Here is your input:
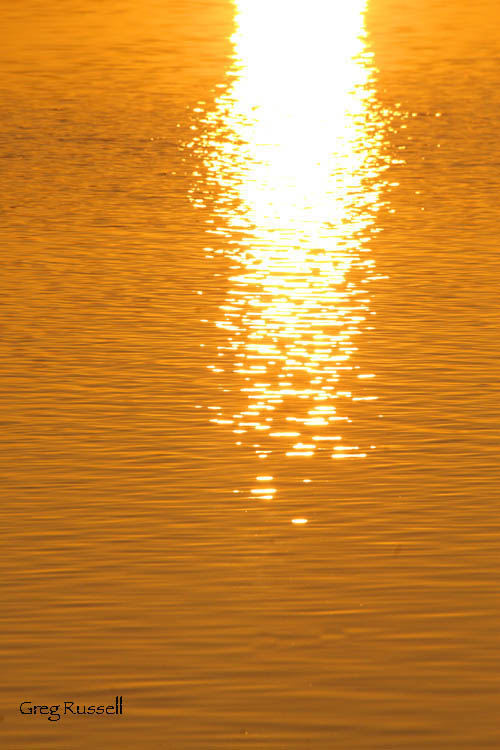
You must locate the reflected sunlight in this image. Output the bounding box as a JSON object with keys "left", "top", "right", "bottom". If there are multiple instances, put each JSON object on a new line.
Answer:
{"left": 188, "top": 0, "right": 390, "bottom": 495}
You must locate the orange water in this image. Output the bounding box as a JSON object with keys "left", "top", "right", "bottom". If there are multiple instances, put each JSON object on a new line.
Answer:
{"left": 1, "top": 1, "right": 500, "bottom": 747}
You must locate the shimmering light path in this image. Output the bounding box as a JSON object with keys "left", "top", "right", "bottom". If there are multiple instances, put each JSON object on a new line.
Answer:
{"left": 189, "top": 0, "right": 391, "bottom": 495}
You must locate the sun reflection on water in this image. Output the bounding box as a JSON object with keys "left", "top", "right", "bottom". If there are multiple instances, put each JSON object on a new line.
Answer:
{"left": 188, "top": 0, "right": 391, "bottom": 495}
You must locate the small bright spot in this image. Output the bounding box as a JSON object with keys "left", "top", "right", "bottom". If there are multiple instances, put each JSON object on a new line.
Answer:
{"left": 292, "top": 518, "right": 308, "bottom": 525}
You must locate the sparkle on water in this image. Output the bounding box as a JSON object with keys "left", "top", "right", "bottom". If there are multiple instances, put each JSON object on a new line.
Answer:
{"left": 188, "top": 0, "right": 390, "bottom": 498}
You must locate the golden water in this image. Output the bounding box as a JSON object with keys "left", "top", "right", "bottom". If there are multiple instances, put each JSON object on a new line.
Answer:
{"left": 1, "top": 0, "right": 500, "bottom": 747}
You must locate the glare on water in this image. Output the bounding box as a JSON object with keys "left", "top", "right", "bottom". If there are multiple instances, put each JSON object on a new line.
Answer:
{"left": 188, "top": 0, "right": 391, "bottom": 496}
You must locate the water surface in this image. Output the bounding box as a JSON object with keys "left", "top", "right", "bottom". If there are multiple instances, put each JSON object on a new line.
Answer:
{"left": 1, "top": 1, "right": 500, "bottom": 747}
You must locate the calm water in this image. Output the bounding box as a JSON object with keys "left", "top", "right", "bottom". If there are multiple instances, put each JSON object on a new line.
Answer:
{"left": 1, "top": 0, "right": 500, "bottom": 747}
